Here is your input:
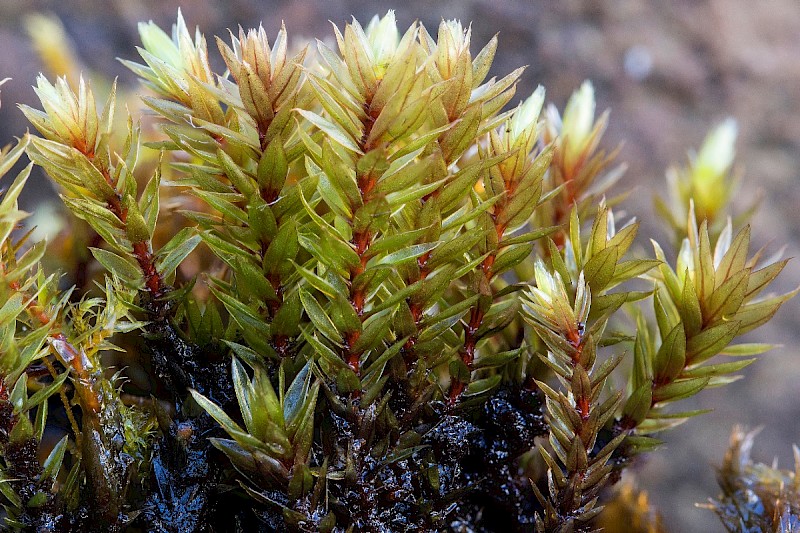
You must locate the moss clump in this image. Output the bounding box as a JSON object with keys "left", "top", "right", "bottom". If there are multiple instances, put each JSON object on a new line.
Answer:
{"left": 0, "top": 10, "right": 793, "bottom": 532}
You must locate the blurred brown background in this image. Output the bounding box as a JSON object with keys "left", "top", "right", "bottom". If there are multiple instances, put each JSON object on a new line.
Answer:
{"left": 1, "top": 1, "right": 798, "bottom": 531}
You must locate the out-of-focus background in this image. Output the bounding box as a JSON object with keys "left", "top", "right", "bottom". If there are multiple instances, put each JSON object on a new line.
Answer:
{"left": 0, "top": 1, "right": 798, "bottom": 531}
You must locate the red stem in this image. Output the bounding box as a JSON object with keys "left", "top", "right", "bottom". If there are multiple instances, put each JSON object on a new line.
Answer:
{"left": 448, "top": 207, "right": 508, "bottom": 405}
{"left": 341, "top": 92, "right": 379, "bottom": 397}
{"left": 79, "top": 145, "right": 167, "bottom": 298}
{"left": 132, "top": 241, "right": 164, "bottom": 296}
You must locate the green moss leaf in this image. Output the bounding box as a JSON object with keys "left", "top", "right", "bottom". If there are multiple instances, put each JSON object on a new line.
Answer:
{"left": 654, "top": 323, "right": 686, "bottom": 384}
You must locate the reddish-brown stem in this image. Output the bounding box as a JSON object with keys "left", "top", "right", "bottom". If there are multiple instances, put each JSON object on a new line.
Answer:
{"left": 448, "top": 380, "right": 466, "bottom": 402}
{"left": 402, "top": 251, "right": 433, "bottom": 358}
{"left": 349, "top": 228, "right": 371, "bottom": 321}
{"left": 577, "top": 395, "right": 590, "bottom": 421}
{"left": 132, "top": 241, "right": 164, "bottom": 296}
{"left": 265, "top": 274, "right": 290, "bottom": 356}
{"left": 340, "top": 92, "right": 379, "bottom": 398}
{"left": 346, "top": 331, "right": 362, "bottom": 375}
{"left": 345, "top": 330, "right": 362, "bottom": 400}
{"left": 358, "top": 96, "right": 378, "bottom": 153}
{"left": 273, "top": 335, "right": 290, "bottom": 357}
{"left": 462, "top": 307, "right": 484, "bottom": 368}
{"left": 567, "top": 329, "right": 584, "bottom": 365}
{"left": 77, "top": 146, "right": 167, "bottom": 299}
{"left": 111, "top": 201, "right": 167, "bottom": 299}
{"left": 448, "top": 305, "right": 485, "bottom": 406}
{"left": 262, "top": 187, "right": 280, "bottom": 204}
{"left": 448, "top": 196, "right": 511, "bottom": 405}
{"left": 358, "top": 168, "right": 378, "bottom": 199}
{"left": 352, "top": 290, "right": 366, "bottom": 316}
{"left": 353, "top": 231, "right": 371, "bottom": 269}
{"left": 107, "top": 193, "right": 128, "bottom": 223}
{"left": 417, "top": 251, "right": 432, "bottom": 280}
{"left": 254, "top": 200, "right": 292, "bottom": 358}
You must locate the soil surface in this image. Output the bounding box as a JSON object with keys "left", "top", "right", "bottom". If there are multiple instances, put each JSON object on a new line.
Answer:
{"left": 1, "top": 1, "right": 799, "bottom": 531}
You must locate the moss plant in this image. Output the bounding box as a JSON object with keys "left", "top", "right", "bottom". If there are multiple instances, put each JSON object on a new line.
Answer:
{"left": 0, "top": 10, "right": 795, "bottom": 532}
